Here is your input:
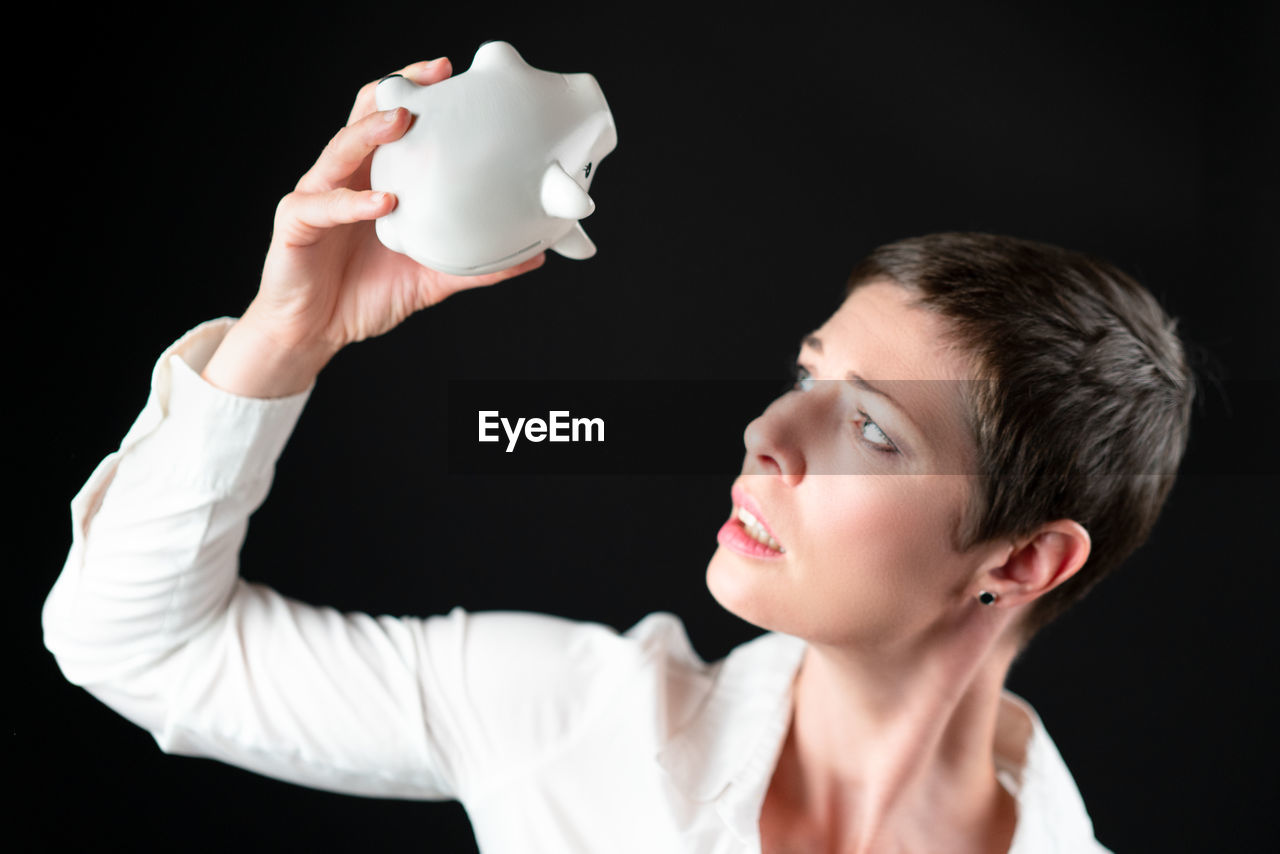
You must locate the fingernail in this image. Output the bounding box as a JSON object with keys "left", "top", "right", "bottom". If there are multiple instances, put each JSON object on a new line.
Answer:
{"left": 371, "top": 192, "right": 389, "bottom": 205}
{"left": 384, "top": 107, "right": 401, "bottom": 122}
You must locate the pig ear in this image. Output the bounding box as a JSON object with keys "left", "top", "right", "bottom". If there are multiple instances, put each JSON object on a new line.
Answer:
{"left": 472, "top": 40, "right": 525, "bottom": 70}
{"left": 540, "top": 162, "right": 595, "bottom": 220}
{"left": 375, "top": 74, "right": 417, "bottom": 110}
{"left": 551, "top": 223, "right": 597, "bottom": 259}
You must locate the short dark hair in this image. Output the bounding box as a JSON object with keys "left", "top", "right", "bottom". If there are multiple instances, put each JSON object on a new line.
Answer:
{"left": 846, "top": 232, "right": 1194, "bottom": 640}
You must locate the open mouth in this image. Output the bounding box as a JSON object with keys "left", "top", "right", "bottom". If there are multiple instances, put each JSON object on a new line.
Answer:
{"left": 717, "top": 487, "right": 787, "bottom": 559}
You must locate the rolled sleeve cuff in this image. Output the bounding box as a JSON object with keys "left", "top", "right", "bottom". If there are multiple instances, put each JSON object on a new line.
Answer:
{"left": 116, "top": 317, "right": 314, "bottom": 494}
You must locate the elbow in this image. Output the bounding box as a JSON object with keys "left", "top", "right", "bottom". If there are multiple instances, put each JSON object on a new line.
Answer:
{"left": 42, "top": 570, "right": 92, "bottom": 687}
{"left": 42, "top": 569, "right": 199, "bottom": 738}
{"left": 41, "top": 560, "right": 208, "bottom": 690}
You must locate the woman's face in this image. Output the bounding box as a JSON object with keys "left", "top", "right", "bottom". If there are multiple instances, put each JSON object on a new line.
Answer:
{"left": 706, "top": 280, "right": 992, "bottom": 649}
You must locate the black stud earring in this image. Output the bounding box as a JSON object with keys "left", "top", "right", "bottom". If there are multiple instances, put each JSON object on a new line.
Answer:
{"left": 978, "top": 591, "right": 997, "bottom": 605}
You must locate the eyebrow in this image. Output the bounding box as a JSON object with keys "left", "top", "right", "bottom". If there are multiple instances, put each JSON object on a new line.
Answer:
{"left": 799, "top": 334, "right": 922, "bottom": 437}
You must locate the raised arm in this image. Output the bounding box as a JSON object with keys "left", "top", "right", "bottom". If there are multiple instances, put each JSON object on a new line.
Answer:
{"left": 39, "top": 59, "right": 591, "bottom": 802}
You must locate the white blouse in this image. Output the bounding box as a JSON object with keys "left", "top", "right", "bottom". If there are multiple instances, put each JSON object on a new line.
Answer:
{"left": 43, "top": 319, "right": 1113, "bottom": 853}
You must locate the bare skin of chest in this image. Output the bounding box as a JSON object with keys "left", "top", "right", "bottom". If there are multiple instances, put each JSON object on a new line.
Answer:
{"left": 758, "top": 778, "right": 1018, "bottom": 854}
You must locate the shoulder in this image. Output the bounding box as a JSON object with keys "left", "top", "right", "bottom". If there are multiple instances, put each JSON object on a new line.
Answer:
{"left": 411, "top": 608, "right": 716, "bottom": 794}
{"left": 416, "top": 610, "right": 807, "bottom": 800}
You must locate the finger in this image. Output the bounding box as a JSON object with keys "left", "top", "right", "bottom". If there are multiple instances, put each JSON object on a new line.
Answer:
{"left": 273, "top": 188, "right": 396, "bottom": 248}
{"left": 295, "top": 107, "right": 409, "bottom": 193}
{"left": 445, "top": 252, "right": 549, "bottom": 290}
{"left": 346, "top": 57, "right": 453, "bottom": 126}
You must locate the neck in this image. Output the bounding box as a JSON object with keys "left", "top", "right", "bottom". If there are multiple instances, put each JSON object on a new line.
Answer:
{"left": 766, "top": 619, "right": 1020, "bottom": 853}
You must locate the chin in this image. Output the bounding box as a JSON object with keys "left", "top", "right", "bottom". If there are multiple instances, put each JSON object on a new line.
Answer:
{"left": 705, "top": 546, "right": 792, "bottom": 634}
{"left": 706, "top": 547, "right": 883, "bottom": 646}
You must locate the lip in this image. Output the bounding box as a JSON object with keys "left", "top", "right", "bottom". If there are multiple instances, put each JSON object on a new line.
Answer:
{"left": 717, "top": 483, "right": 786, "bottom": 560}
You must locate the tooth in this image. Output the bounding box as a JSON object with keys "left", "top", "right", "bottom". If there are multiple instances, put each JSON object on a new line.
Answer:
{"left": 736, "top": 504, "right": 784, "bottom": 552}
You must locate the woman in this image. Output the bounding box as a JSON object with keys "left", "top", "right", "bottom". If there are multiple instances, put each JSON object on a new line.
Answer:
{"left": 44, "top": 58, "right": 1192, "bottom": 853}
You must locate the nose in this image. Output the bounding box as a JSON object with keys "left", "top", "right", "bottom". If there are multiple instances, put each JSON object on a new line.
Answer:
{"left": 742, "top": 394, "right": 808, "bottom": 486}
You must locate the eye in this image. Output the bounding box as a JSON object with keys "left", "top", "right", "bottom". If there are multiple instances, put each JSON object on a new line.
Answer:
{"left": 856, "top": 412, "right": 899, "bottom": 454}
{"left": 792, "top": 364, "right": 815, "bottom": 392}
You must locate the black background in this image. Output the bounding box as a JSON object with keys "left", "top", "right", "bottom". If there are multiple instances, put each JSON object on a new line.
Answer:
{"left": 17, "top": 1, "right": 1278, "bottom": 851}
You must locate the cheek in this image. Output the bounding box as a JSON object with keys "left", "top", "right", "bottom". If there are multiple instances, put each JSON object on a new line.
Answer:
{"left": 796, "top": 476, "right": 969, "bottom": 635}
{"left": 813, "top": 479, "right": 916, "bottom": 564}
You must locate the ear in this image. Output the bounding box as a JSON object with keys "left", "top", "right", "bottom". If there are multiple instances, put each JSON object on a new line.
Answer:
{"left": 375, "top": 74, "right": 419, "bottom": 111}
{"left": 977, "top": 520, "right": 1091, "bottom": 607}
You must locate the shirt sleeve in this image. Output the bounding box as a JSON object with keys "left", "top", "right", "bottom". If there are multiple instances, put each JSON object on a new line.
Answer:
{"left": 42, "top": 319, "right": 645, "bottom": 802}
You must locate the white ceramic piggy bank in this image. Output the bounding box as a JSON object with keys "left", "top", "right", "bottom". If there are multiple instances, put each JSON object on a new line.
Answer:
{"left": 370, "top": 41, "right": 617, "bottom": 276}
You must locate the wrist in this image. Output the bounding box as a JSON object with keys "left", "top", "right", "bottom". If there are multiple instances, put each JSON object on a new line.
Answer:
{"left": 200, "top": 314, "right": 337, "bottom": 399}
